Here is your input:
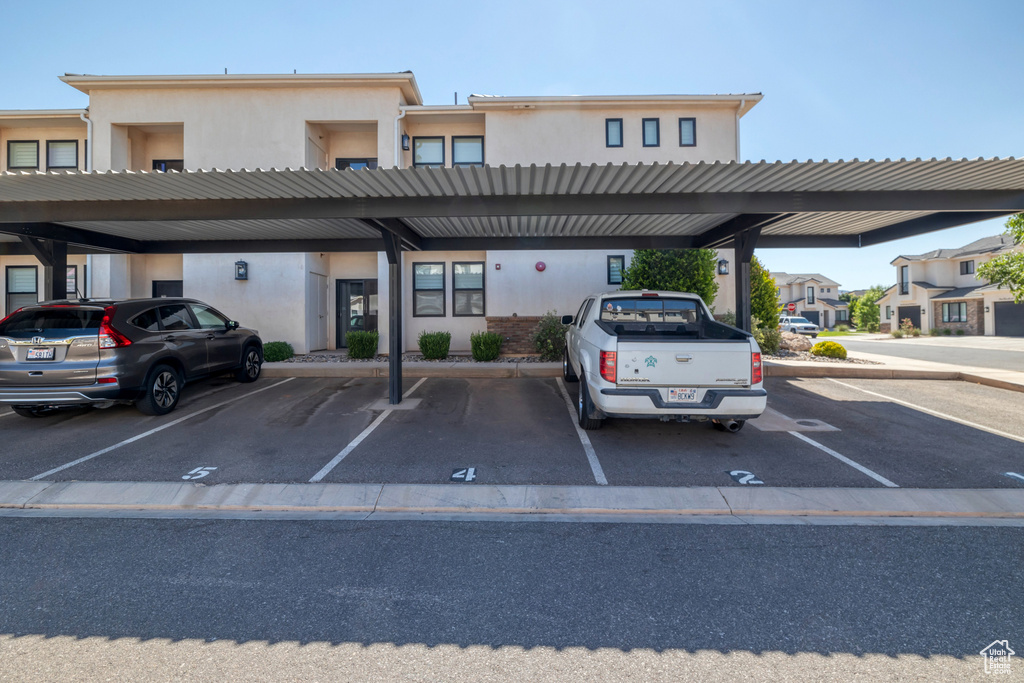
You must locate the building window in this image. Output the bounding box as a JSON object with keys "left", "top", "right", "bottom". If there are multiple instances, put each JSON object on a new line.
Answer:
{"left": 152, "top": 160, "right": 184, "bottom": 172}
{"left": 679, "top": 118, "right": 696, "bottom": 147}
{"left": 6, "top": 266, "right": 37, "bottom": 312}
{"left": 837, "top": 309, "right": 848, "bottom": 321}
{"left": 942, "top": 302, "right": 968, "bottom": 322}
{"left": 452, "top": 136, "right": 484, "bottom": 168}
{"left": 899, "top": 265, "right": 909, "bottom": 295}
{"left": 66, "top": 265, "right": 87, "bottom": 297}
{"left": 642, "top": 118, "right": 660, "bottom": 147}
{"left": 413, "top": 137, "right": 444, "bottom": 168}
{"left": 7, "top": 141, "right": 38, "bottom": 170}
{"left": 605, "top": 119, "right": 623, "bottom": 148}
{"left": 886, "top": 306, "right": 892, "bottom": 320}
{"left": 413, "top": 263, "right": 445, "bottom": 316}
{"left": 46, "top": 140, "right": 78, "bottom": 170}
{"left": 607, "top": 255, "right": 625, "bottom": 285}
{"left": 336, "top": 158, "right": 378, "bottom": 170}
{"left": 960, "top": 260, "right": 975, "bottom": 275}
{"left": 807, "top": 286, "right": 815, "bottom": 304}
{"left": 453, "top": 262, "right": 484, "bottom": 316}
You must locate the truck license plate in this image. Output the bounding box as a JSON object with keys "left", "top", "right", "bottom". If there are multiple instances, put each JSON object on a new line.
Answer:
{"left": 27, "top": 347, "right": 55, "bottom": 360}
{"left": 668, "top": 388, "right": 698, "bottom": 402}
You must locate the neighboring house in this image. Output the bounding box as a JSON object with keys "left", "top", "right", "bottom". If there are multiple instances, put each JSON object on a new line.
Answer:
{"left": 1, "top": 72, "right": 759, "bottom": 353}
{"left": 771, "top": 272, "right": 849, "bottom": 329}
{"left": 874, "top": 234, "right": 1023, "bottom": 336}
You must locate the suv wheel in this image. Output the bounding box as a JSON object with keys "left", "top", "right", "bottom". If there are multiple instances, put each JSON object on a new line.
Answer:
{"left": 235, "top": 346, "right": 262, "bottom": 383}
{"left": 136, "top": 364, "right": 182, "bottom": 416}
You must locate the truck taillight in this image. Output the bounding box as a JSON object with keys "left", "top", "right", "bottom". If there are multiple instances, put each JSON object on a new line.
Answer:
{"left": 600, "top": 351, "right": 617, "bottom": 383}
{"left": 752, "top": 352, "right": 762, "bottom": 385}
{"left": 98, "top": 306, "right": 132, "bottom": 349}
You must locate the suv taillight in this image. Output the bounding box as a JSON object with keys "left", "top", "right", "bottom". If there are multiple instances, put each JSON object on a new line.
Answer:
{"left": 99, "top": 306, "right": 132, "bottom": 348}
{"left": 752, "top": 352, "right": 762, "bottom": 385}
{"left": 600, "top": 351, "right": 617, "bottom": 383}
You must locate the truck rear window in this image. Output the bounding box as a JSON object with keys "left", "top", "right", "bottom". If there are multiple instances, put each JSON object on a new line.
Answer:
{"left": 600, "top": 298, "right": 699, "bottom": 324}
{"left": 0, "top": 308, "right": 104, "bottom": 339}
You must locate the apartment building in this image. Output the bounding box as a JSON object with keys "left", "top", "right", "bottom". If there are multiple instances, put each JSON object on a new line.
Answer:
{"left": 875, "top": 234, "right": 1023, "bottom": 335}
{"left": 771, "top": 272, "right": 849, "bottom": 329}
{"left": 1, "top": 72, "right": 758, "bottom": 352}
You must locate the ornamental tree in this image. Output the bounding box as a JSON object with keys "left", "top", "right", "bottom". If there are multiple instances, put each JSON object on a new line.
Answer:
{"left": 977, "top": 214, "right": 1024, "bottom": 302}
{"left": 619, "top": 249, "right": 719, "bottom": 304}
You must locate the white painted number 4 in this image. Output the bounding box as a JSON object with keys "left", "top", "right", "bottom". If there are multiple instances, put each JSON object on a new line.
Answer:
{"left": 183, "top": 467, "right": 217, "bottom": 480}
{"left": 451, "top": 468, "right": 476, "bottom": 482}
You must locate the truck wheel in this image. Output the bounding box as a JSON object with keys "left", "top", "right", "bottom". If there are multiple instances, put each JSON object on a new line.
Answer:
{"left": 562, "top": 349, "right": 578, "bottom": 382}
{"left": 577, "top": 377, "right": 602, "bottom": 430}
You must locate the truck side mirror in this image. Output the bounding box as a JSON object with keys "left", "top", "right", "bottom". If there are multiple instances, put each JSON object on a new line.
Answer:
{"left": 561, "top": 315, "right": 574, "bottom": 325}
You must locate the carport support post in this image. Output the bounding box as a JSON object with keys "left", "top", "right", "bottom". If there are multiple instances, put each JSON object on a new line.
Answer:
{"left": 733, "top": 227, "right": 761, "bottom": 333}
{"left": 382, "top": 231, "right": 403, "bottom": 405}
{"left": 18, "top": 236, "right": 68, "bottom": 301}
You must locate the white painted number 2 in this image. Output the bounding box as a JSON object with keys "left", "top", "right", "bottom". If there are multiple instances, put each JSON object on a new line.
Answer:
{"left": 451, "top": 468, "right": 476, "bottom": 482}
{"left": 729, "top": 470, "right": 764, "bottom": 485}
{"left": 183, "top": 466, "right": 217, "bottom": 480}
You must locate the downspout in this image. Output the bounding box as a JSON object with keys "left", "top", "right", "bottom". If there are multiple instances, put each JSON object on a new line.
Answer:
{"left": 735, "top": 99, "right": 745, "bottom": 162}
{"left": 79, "top": 111, "right": 93, "bottom": 172}
{"left": 394, "top": 106, "right": 409, "bottom": 168}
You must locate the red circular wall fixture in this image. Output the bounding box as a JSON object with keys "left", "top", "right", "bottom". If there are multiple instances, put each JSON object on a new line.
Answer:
{"left": 535, "top": 261, "right": 546, "bottom": 272}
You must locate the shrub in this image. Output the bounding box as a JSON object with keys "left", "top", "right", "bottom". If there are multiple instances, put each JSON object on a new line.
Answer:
{"left": 943, "top": 328, "right": 952, "bottom": 335}
{"left": 867, "top": 322, "right": 880, "bottom": 333}
{"left": 262, "top": 341, "right": 294, "bottom": 362}
{"left": 811, "top": 340, "right": 847, "bottom": 359}
{"left": 346, "top": 330, "right": 379, "bottom": 359}
{"left": 753, "top": 326, "right": 782, "bottom": 355}
{"left": 533, "top": 310, "right": 569, "bottom": 361}
{"left": 470, "top": 331, "right": 503, "bottom": 361}
{"left": 717, "top": 311, "right": 737, "bottom": 327}
{"left": 418, "top": 331, "right": 451, "bottom": 360}
{"left": 899, "top": 318, "right": 916, "bottom": 336}
{"left": 911, "top": 327, "right": 921, "bottom": 337}
{"left": 929, "top": 327, "right": 941, "bottom": 336}
{"left": 836, "top": 324, "right": 850, "bottom": 332}
{"left": 956, "top": 329, "right": 965, "bottom": 336}
{"left": 891, "top": 329, "right": 904, "bottom": 339}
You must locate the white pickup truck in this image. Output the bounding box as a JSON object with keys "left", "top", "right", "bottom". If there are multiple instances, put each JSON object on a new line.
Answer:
{"left": 561, "top": 290, "right": 766, "bottom": 431}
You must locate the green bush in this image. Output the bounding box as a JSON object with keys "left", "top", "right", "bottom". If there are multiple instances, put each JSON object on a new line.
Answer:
{"left": 867, "top": 322, "right": 880, "bottom": 333}
{"left": 470, "top": 331, "right": 503, "bottom": 361}
{"left": 891, "top": 329, "right": 904, "bottom": 339}
{"left": 836, "top": 324, "right": 850, "bottom": 332}
{"left": 263, "top": 341, "right": 294, "bottom": 362}
{"left": 929, "top": 327, "right": 941, "bottom": 336}
{"left": 533, "top": 310, "right": 569, "bottom": 361}
{"left": 811, "top": 340, "right": 848, "bottom": 359}
{"left": 346, "top": 330, "right": 379, "bottom": 359}
{"left": 418, "top": 331, "right": 451, "bottom": 360}
{"left": 911, "top": 327, "right": 921, "bottom": 337}
{"left": 956, "top": 329, "right": 965, "bottom": 336}
{"left": 753, "top": 326, "right": 782, "bottom": 355}
{"left": 717, "top": 311, "right": 737, "bottom": 327}
{"left": 943, "top": 328, "right": 952, "bottom": 335}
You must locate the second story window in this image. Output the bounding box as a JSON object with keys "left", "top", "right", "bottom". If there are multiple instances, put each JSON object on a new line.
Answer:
{"left": 336, "top": 158, "right": 378, "bottom": 170}
{"left": 452, "top": 137, "right": 484, "bottom": 168}
{"left": 807, "top": 286, "right": 815, "bottom": 304}
{"left": 608, "top": 255, "right": 625, "bottom": 285}
{"left": 605, "top": 119, "right": 623, "bottom": 148}
{"left": 899, "top": 265, "right": 909, "bottom": 295}
{"left": 413, "top": 137, "right": 444, "bottom": 168}
{"left": 46, "top": 141, "right": 78, "bottom": 170}
{"left": 153, "top": 160, "right": 184, "bottom": 172}
{"left": 960, "top": 260, "right": 975, "bottom": 275}
{"left": 642, "top": 119, "right": 660, "bottom": 147}
{"left": 7, "top": 141, "right": 38, "bottom": 170}
{"left": 679, "top": 118, "right": 696, "bottom": 147}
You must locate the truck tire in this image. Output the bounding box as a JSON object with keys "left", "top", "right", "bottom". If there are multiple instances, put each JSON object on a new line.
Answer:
{"left": 563, "top": 348, "right": 578, "bottom": 382}
{"left": 577, "top": 376, "right": 603, "bottom": 430}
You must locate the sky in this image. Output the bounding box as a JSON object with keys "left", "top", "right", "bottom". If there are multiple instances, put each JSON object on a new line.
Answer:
{"left": 2, "top": 0, "right": 1022, "bottom": 290}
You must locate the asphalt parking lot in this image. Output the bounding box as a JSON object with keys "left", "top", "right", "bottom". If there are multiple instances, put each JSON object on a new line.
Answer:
{"left": 1, "top": 375, "right": 1023, "bottom": 490}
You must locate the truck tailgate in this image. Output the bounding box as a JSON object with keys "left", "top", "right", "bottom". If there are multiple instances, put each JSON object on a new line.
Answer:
{"left": 615, "top": 341, "right": 751, "bottom": 388}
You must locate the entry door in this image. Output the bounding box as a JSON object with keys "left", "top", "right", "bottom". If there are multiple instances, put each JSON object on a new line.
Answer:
{"left": 306, "top": 273, "right": 328, "bottom": 352}
{"left": 897, "top": 306, "right": 921, "bottom": 330}
{"left": 336, "top": 279, "right": 378, "bottom": 347}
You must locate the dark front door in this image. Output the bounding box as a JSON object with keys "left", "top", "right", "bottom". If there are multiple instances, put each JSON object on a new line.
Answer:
{"left": 153, "top": 280, "right": 183, "bottom": 298}
{"left": 897, "top": 306, "right": 921, "bottom": 330}
{"left": 336, "top": 279, "right": 378, "bottom": 348}
{"left": 994, "top": 301, "right": 1024, "bottom": 336}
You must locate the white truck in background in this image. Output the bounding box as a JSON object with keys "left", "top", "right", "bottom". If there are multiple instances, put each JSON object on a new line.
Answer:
{"left": 561, "top": 291, "right": 766, "bottom": 431}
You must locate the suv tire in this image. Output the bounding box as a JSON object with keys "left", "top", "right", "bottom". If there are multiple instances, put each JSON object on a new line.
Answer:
{"left": 235, "top": 345, "right": 262, "bottom": 383}
{"left": 136, "top": 364, "right": 182, "bottom": 416}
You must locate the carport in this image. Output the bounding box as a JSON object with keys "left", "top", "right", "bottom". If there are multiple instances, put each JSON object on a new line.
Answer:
{"left": 2, "top": 157, "right": 1023, "bottom": 404}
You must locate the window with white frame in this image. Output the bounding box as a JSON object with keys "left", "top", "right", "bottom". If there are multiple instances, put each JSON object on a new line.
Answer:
{"left": 7, "top": 141, "right": 38, "bottom": 170}
{"left": 6, "top": 266, "right": 37, "bottom": 312}
{"left": 642, "top": 118, "right": 660, "bottom": 147}
{"left": 452, "top": 137, "right": 484, "bottom": 167}
{"left": 46, "top": 140, "right": 78, "bottom": 170}
{"left": 413, "top": 137, "right": 444, "bottom": 168}
{"left": 413, "top": 263, "right": 445, "bottom": 316}
{"left": 453, "top": 262, "right": 484, "bottom": 316}
{"left": 605, "top": 119, "right": 623, "bottom": 147}
{"left": 679, "top": 118, "right": 696, "bottom": 147}
{"left": 960, "top": 260, "right": 975, "bottom": 275}
{"left": 942, "top": 302, "right": 968, "bottom": 322}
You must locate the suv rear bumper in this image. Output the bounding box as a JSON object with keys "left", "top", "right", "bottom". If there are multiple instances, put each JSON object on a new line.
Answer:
{"left": 0, "top": 383, "right": 126, "bottom": 406}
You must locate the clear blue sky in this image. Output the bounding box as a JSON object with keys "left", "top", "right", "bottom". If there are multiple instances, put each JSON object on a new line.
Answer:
{"left": 3, "top": 0, "right": 1022, "bottom": 289}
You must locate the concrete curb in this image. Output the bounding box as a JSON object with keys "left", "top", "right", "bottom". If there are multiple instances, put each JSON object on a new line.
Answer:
{"left": 2, "top": 481, "right": 1022, "bottom": 522}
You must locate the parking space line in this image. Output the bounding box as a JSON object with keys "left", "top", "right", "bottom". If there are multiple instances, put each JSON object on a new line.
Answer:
{"left": 555, "top": 378, "right": 608, "bottom": 486}
{"left": 827, "top": 378, "right": 1024, "bottom": 445}
{"left": 788, "top": 431, "right": 899, "bottom": 488}
{"left": 308, "top": 377, "right": 429, "bottom": 483}
{"left": 29, "top": 378, "right": 296, "bottom": 481}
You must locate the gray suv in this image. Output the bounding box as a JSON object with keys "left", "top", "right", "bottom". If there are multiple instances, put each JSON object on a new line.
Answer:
{"left": 0, "top": 298, "right": 263, "bottom": 417}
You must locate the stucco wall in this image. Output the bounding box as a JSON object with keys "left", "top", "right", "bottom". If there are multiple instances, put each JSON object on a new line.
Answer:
{"left": 405, "top": 251, "right": 488, "bottom": 352}
{"left": 128, "top": 254, "right": 183, "bottom": 298}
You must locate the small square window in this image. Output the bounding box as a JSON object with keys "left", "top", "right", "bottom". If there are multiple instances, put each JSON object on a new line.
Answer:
{"left": 642, "top": 119, "right": 660, "bottom": 147}
{"left": 605, "top": 119, "right": 623, "bottom": 148}
{"left": 47, "top": 140, "right": 78, "bottom": 170}
{"left": 7, "top": 141, "right": 39, "bottom": 170}
{"left": 607, "top": 255, "right": 625, "bottom": 285}
{"left": 413, "top": 137, "right": 444, "bottom": 168}
{"left": 153, "top": 159, "right": 184, "bottom": 172}
{"left": 413, "top": 263, "right": 445, "bottom": 316}
{"left": 679, "top": 118, "right": 696, "bottom": 147}
{"left": 960, "top": 260, "right": 975, "bottom": 275}
{"left": 452, "top": 137, "right": 484, "bottom": 168}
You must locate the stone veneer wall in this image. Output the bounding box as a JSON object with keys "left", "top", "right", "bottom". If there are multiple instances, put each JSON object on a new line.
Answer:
{"left": 485, "top": 316, "right": 543, "bottom": 354}
{"left": 931, "top": 300, "right": 985, "bottom": 335}
{"left": 880, "top": 322, "right": 891, "bottom": 333}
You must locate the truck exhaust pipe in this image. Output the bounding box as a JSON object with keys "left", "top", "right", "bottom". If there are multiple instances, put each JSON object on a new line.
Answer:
{"left": 714, "top": 419, "right": 744, "bottom": 433}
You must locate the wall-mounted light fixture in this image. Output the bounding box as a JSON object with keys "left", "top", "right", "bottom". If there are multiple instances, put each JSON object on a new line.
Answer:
{"left": 921, "top": 308, "right": 926, "bottom": 315}
{"left": 401, "top": 133, "right": 410, "bottom": 151}
{"left": 235, "top": 260, "right": 248, "bottom": 280}
{"left": 717, "top": 259, "right": 729, "bottom": 275}
{"left": 985, "top": 306, "right": 990, "bottom": 313}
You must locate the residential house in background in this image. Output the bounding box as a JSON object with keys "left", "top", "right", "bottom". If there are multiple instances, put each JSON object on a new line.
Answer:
{"left": 874, "top": 234, "right": 1023, "bottom": 336}
{"left": 771, "top": 272, "right": 849, "bottom": 329}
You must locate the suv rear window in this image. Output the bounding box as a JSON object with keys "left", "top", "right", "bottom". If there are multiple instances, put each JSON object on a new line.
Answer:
{"left": 0, "top": 308, "right": 104, "bottom": 339}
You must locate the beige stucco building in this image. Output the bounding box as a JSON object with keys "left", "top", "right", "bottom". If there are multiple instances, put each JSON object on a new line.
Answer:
{"left": 772, "top": 272, "right": 849, "bottom": 329}
{"left": 1, "top": 72, "right": 759, "bottom": 353}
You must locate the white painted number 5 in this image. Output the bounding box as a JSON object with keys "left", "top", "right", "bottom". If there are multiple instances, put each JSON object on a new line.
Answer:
{"left": 183, "top": 466, "right": 217, "bottom": 480}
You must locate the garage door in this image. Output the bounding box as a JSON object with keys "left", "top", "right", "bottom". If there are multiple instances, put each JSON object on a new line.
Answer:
{"left": 897, "top": 306, "right": 920, "bottom": 330}
{"left": 800, "top": 311, "right": 820, "bottom": 326}
{"left": 994, "top": 301, "right": 1024, "bottom": 336}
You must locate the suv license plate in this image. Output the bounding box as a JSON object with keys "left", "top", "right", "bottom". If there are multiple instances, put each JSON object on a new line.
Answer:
{"left": 668, "top": 388, "right": 698, "bottom": 403}
{"left": 27, "top": 347, "right": 55, "bottom": 360}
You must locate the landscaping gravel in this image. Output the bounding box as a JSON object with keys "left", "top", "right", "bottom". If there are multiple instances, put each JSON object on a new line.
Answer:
{"left": 766, "top": 349, "right": 881, "bottom": 365}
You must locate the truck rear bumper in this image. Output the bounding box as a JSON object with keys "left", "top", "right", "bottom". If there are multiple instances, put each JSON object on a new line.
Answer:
{"left": 597, "top": 387, "right": 766, "bottom": 419}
